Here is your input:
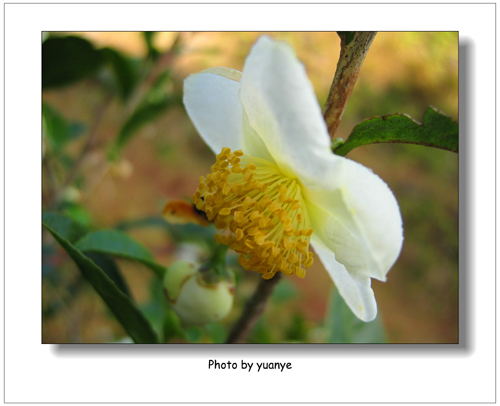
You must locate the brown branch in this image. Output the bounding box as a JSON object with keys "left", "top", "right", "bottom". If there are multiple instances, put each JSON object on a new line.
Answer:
{"left": 226, "top": 272, "right": 282, "bottom": 343}
{"left": 324, "top": 32, "right": 377, "bottom": 139}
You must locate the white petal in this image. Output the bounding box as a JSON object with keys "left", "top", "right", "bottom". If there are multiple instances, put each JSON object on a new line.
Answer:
{"left": 239, "top": 36, "right": 341, "bottom": 189}
{"left": 183, "top": 68, "right": 244, "bottom": 154}
{"left": 312, "top": 236, "right": 377, "bottom": 322}
{"left": 304, "top": 158, "right": 403, "bottom": 281}
{"left": 306, "top": 199, "right": 372, "bottom": 279}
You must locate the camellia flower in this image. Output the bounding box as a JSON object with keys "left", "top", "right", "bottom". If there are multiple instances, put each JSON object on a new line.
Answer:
{"left": 183, "top": 36, "right": 403, "bottom": 321}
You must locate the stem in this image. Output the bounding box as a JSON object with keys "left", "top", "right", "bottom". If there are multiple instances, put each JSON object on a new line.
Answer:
{"left": 199, "top": 244, "right": 229, "bottom": 284}
{"left": 226, "top": 272, "right": 282, "bottom": 343}
{"left": 323, "top": 32, "right": 377, "bottom": 139}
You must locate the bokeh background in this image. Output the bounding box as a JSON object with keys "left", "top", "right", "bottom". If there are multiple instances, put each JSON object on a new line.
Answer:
{"left": 42, "top": 32, "right": 458, "bottom": 343}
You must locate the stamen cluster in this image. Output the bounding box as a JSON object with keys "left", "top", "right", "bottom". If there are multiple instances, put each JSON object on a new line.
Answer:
{"left": 193, "top": 147, "right": 314, "bottom": 279}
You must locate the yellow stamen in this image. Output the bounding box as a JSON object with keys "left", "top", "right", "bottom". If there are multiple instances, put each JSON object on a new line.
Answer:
{"left": 193, "top": 148, "right": 314, "bottom": 279}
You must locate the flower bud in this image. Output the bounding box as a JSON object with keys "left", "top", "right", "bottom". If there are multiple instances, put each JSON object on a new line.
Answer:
{"left": 163, "top": 260, "right": 234, "bottom": 325}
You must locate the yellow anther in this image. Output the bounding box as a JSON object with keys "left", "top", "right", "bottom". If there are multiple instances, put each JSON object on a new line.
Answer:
{"left": 235, "top": 228, "right": 244, "bottom": 241}
{"left": 244, "top": 172, "right": 254, "bottom": 182}
{"left": 270, "top": 201, "right": 282, "bottom": 213}
{"left": 259, "top": 217, "right": 270, "bottom": 229}
{"left": 296, "top": 240, "right": 308, "bottom": 254}
{"left": 247, "top": 227, "right": 259, "bottom": 236}
{"left": 213, "top": 171, "right": 222, "bottom": 182}
{"left": 304, "top": 258, "right": 314, "bottom": 268}
{"left": 280, "top": 211, "right": 288, "bottom": 223}
{"left": 245, "top": 240, "right": 256, "bottom": 249}
{"left": 250, "top": 211, "right": 261, "bottom": 222}
{"left": 194, "top": 147, "right": 314, "bottom": 280}
{"left": 222, "top": 183, "right": 231, "bottom": 195}
{"left": 234, "top": 211, "right": 244, "bottom": 223}
{"left": 254, "top": 234, "right": 266, "bottom": 245}
{"left": 243, "top": 196, "right": 254, "bottom": 209}
{"left": 283, "top": 238, "right": 295, "bottom": 250}
{"left": 296, "top": 267, "right": 306, "bottom": 278}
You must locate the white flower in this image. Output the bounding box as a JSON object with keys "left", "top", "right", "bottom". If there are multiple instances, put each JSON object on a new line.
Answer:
{"left": 183, "top": 36, "right": 403, "bottom": 322}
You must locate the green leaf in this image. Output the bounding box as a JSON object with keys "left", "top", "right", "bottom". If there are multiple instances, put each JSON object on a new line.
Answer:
{"left": 338, "top": 31, "right": 356, "bottom": 46}
{"left": 110, "top": 96, "right": 181, "bottom": 158}
{"left": 43, "top": 36, "right": 104, "bottom": 89}
{"left": 62, "top": 203, "right": 93, "bottom": 228}
{"left": 334, "top": 106, "right": 458, "bottom": 156}
{"left": 325, "top": 286, "right": 386, "bottom": 343}
{"left": 42, "top": 220, "right": 159, "bottom": 343}
{"left": 42, "top": 212, "right": 88, "bottom": 244}
{"left": 142, "top": 31, "right": 160, "bottom": 60}
{"left": 74, "top": 229, "right": 166, "bottom": 279}
{"left": 101, "top": 47, "right": 139, "bottom": 101}
{"left": 84, "top": 252, "right": 133, "bottom": 299}
{"left": 42, "top": 103, "right": 86, "bottom": 152}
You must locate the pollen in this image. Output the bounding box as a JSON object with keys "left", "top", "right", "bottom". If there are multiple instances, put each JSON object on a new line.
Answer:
{"left": 193, "top": 148, "right": 314, "bottom": 279}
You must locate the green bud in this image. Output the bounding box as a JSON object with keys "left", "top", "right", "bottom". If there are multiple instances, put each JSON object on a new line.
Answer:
{"left": 163, "top": 260, "right": 234, "bottom": 325}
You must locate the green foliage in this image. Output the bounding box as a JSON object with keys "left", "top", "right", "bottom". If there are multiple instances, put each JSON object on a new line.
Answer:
{"left": 84, "top": 252, "right": 133, "bottom": 299}
{"left": 100, "top": 47, "right": 140, "bottom": 101}
{"left": 325, "top": 287, "right": 386, "bottom": 343}
{"left": 142, "top": 31, "right": 160, "bottom": 60}
{"left": 75, "top": 229, "right": 166, "bottom": 279}
{"left": 42, "top": 103, "right": 85, "bottom": 152}
{"left": 338, "top": 31, "right": 356, "bottom": 46}
{"left": 334, "top": 106, "right": 458, "bottom": 156}
{"left": 42, "top": 212, "right": 87, "bottom": 244}
{"left": 109, "top": 96, "right": 181, "bottom": 159}
{"left": 42, "top": 217, "right": 159, "bottom": 343}
{"left": 42, "top": 36, "right": 104, "bottom": 88}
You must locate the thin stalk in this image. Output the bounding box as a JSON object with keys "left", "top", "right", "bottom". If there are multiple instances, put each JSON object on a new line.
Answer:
{"left": 226, "top": 273, "right": 282, "bottom": 343}
{"left": 324, "top": 32, "right": 377, "bottom": 139}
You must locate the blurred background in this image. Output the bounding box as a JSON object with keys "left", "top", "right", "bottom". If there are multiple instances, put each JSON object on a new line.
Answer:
{"left": 42, "top": 32, "right": 458, "bottom": 343}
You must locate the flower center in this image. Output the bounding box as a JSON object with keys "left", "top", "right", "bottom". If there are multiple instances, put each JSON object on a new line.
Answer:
{"left": 193, "top": 147, "right": 314, "bottom": 279}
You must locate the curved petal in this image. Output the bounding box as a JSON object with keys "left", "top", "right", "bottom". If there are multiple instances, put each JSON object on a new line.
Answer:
{"left": 306, "top": 199, "right": 372, "bottom": 279}
{"left": 239, "top": 36, "right": 342, "bottom": 190}
{"left": 183, "top": 68, "right": 244, "bottom": 154}
{"left": 312, "top": 236, "right": 377, "bottom": 322}
{"left": 304, "top": 158, "right": 403, "bottom": 281}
